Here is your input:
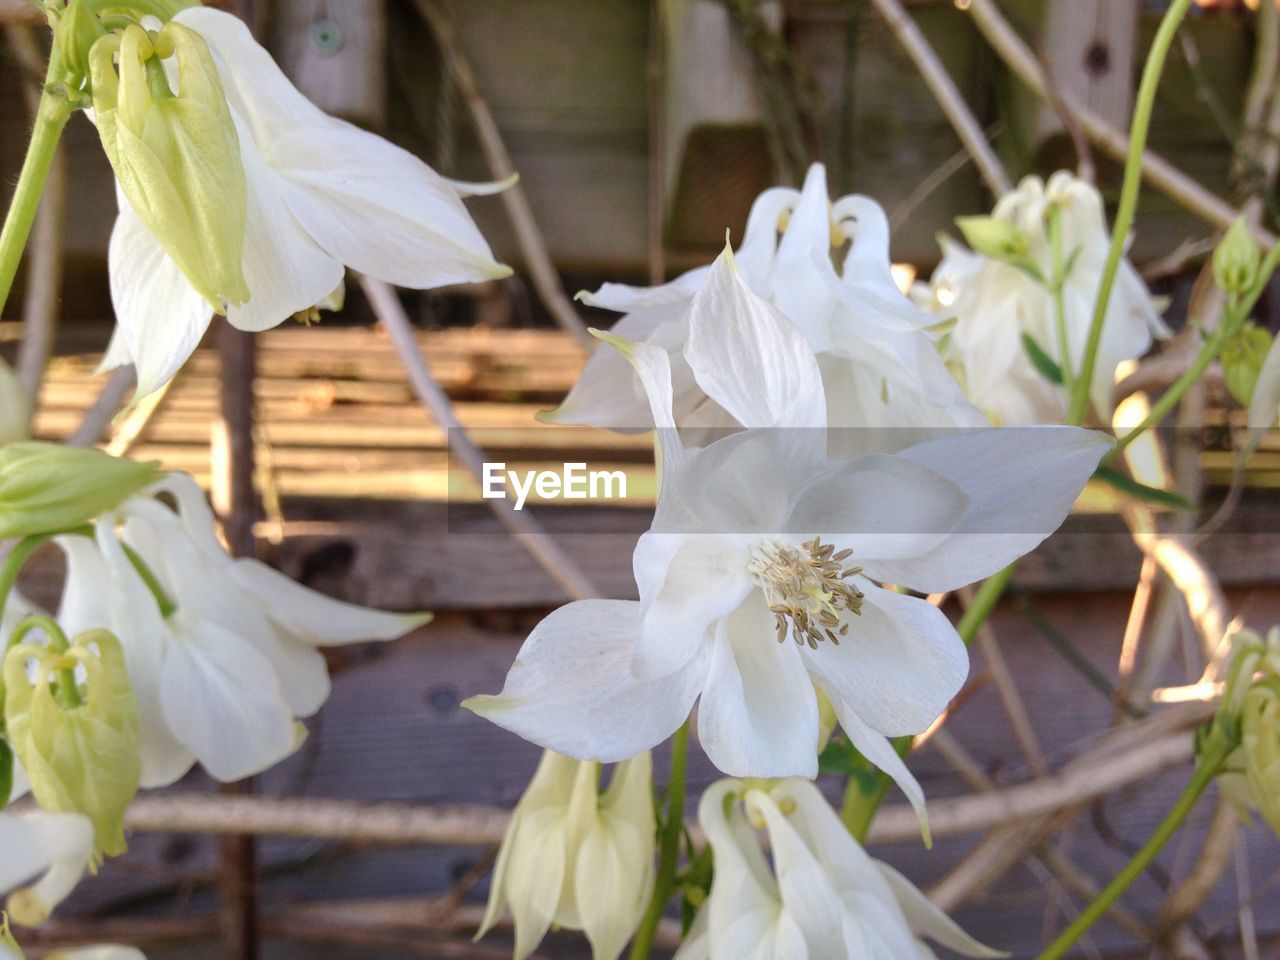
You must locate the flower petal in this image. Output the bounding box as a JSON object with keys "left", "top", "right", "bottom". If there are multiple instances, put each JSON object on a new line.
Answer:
{"left": 876, "top": 861, "right": 1007, "bottom": 957}
{"left": 106, "top": 200, "right": 212, "bottom": 399}
{"left": 160, "top": 619, "right": 299, "bottom": 782}
{"left": 224, "top": 116, "right": 346, "bottom": 333}
{"left": 808, "top": 583, "right": 966, "bottom": 738}
{"left": 0, "top": 811, "right": 94, "bottom": 919}
{"left": 633, "top": 532, "right": 753, "bottom": 680}
{"left": 697, "top": 594, "right": 820, "bottom": 778}
{"left": 866, "top": 426, "right": 1110, "bottom": 592}
{"left": 827, "top": 698, "right": 929, "bottom": 843}
{"left": 465, "top": 600, "right": 703, "bottom": 762}
{"left": 787, "top": 454, "right": 967, "bottom": 560}
{"left": 684, "top": 245, "right": 826, "bottom": 431}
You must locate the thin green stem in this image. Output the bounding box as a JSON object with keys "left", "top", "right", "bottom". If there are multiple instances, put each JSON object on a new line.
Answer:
{"left": 1037, "top": 737, "right": 1233, "bottom": 960}
{"left": 1068, "top": 0, "right": 1196, "bottom": 426}
{"left": 1047, "top": 206, "right": 1076, "bottom": 396}
{"left": 956, "top": 564, "right": 1015, "bottom": 644}
{"left": 122, "top": 542, "right": 177, "bottom": 618}
{"left": 1109, "top": 237, "right": 1280, "bottom": 461}
{"left": 0, "top": 526, "right": 93, "bottom": 629}
{"left": 631, "top": 720, "right": 689, "bottom": 960}
{"left": 0, "top": 89, "right": 73, "bottom": 318}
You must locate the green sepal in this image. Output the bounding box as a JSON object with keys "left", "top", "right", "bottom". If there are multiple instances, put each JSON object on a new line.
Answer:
{"left": 1021, "top": 333, "right": 1064, "bottom": 386}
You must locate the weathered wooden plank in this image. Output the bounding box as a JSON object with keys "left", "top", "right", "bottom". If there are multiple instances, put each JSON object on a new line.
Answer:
{"left": 275, "top": 0, "right": 386, "bottom": 125}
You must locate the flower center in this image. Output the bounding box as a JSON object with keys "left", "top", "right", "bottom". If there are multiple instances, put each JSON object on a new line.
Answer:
{"left": 747, "top": 536, "right": 864, "bottom": 649}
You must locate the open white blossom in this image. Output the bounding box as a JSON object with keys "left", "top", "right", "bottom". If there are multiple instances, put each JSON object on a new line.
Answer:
{"left": 0, "top": 811, "right": 95, "bottom": 926}
{"left": 54, "top": 473, "right": 426, "bottom": 785}
{"left": 468, "top": 249, "right": 1109, "bottom": 827}
{"left": 917, "top": 171, "right": 1168, "bottom": 426}
{"left": 479, "top": 750, "right": 655, "bottom": 960}
{"left": 677, "top": 779, "right": 1003, "bottom": 960}
{"left": 102, "top": 6, "right": 509, "bottom": 398}
{"left": 545, "top": 162, "right": 983, "bottom": 448}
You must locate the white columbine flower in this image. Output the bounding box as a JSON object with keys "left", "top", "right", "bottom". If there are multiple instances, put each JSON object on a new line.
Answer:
{"left": 468, "top": 249, "right": 1109, "bottom": 828}
{"left": 546, "top": 162, "right": 984, "bottom": 448}
{"left": 919, "top": 171, "right": 1168, "bottom": 426}
{"left": 0, "top": 811, "right": 95, "bottom": 926}
{"left": 102, "top": 6, "right": 510, "bottom": 397}
{"left": 677, "top": 779, "right": 1002, "bottom": 960}
{"left": 54, "top": 472, "right": 426, "bottom": 785}
{"left": 479, "top": 750, "right": 655, "bottom": 960}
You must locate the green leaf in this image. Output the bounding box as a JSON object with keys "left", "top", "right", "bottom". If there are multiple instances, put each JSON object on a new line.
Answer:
{"left": 1021, "top": 333, "right": 1064, "bottom": 385}
{"left": 1094, "top": 465, "right": 1195, "bottom": 512}
{"left": 0, "top": 739, "right": 11, "bottom": 810}
{"left": 817, "top": 736, "right": 863, "bottom": 775}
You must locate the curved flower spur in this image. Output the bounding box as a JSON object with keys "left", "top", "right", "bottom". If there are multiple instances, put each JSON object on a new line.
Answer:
{"left": 467, "top": 246, "right": 1110, "bottom": 835}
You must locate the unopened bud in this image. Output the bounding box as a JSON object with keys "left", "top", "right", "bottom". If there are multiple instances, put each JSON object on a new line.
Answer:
{"left": 3, "top": 627, "right": 141, "bottom": 858}
{"left": 89, "top": 23, "right": 249, "bottom": 312}
{"left": 54, "top": 0, "right": 106, "bottom": 93}
{"left": 1240, "top": 680, "right": 1280, "bottom": 837}
{"left": 955, "top": 215, "right": 1029, "bottom": 264}
{"left": 0, "top": 443, "right": 159, "bottom": 539}
{"left": 1213, "top": 217, "right": 1261, "bottom": 296}
{"left": 1222, "top": 322, "right": 1273, "bottom": 407}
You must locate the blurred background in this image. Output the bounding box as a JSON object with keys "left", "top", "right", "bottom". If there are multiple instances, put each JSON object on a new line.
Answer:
{"left": 2, "top": 0, "right": 1280, "bottom": 957}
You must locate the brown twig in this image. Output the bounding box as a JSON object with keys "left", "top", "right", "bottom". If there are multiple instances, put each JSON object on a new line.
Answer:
{"left": 411, "top": 0, "right": 592, "bottom": 350}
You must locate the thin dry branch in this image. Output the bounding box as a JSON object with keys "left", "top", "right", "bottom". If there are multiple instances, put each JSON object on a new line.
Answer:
{"left": 411, "top": 0, "right": 592, "bottom": 350}
{"left": 966, "top": 0, "right": 1278, "bottom": 248}
{"left": 866, "top": 0, "right": 1010, "bottom": 195}
{"left": 359, "top": 273, "right": 598, "bottom": 602}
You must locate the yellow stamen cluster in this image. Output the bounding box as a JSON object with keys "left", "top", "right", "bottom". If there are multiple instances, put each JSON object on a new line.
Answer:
{"left": 748, "top": 536, "right": 864, "bottom": 649}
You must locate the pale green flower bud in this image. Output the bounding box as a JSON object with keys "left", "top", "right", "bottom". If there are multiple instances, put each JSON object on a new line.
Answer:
{"left": 1222, "top": 322, "right": 1274, "bottom": 407}
{"left": 0, "top": 358, "right": 31, "bottom": 444}
{"left": 3, "top": 627, "right": 142, "bottom": 858}
{"left": 89, "top": 23, "right": 249, "bottom": 313}
{"left": 955, "top": 215, "right": 1030, "bottom": 265}
{"left": 0, "top": 443, "right": 159, "bottom": 539}
{"left": 1239, "top": 680, "right": 1280, "bottom": 836}
{"left": 1213, "top": 217, "right": 1261, "bottom": 296}
{"left": 54, "top": 0, "right": 106, "bottom": 93}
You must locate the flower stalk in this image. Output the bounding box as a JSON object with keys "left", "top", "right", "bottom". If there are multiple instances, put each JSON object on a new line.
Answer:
{"left": 630, "top": 719, "right": 688, "bottom": 960}
{"left": 1068, "top": 0, "right": 1196, "bottom": 425}
{"left": 1037, "top": 733, "right": 1233, "bottom": 960}
{"left": 0, "top": 74, "right": 74, "bottom": 319}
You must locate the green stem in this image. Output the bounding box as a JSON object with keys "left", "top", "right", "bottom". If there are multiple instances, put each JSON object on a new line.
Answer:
{"left": 122, "top": 542, "right": 177, "bottom": 618}
{"left": 0, "top": 89, "right": 73, "bottom": 319}
{"left": 1047, "top": 206, "right": 1076, "bottom": 397}
{"left": 0, "top": 526, "right": 93, "bottom": 629}
{"left": 630, "top": 720, "right": 689, "bottom": 960}
{"left": 1108, "top": 237, "right": 1280, "bottom": 461}
{"left": 1037, "top": 737, "right": 1232, "bottom": 960}
{"left": 1068, "top": 0, "right": 1196, "bottom": 426}
{"left": 841, "top": 563, "right": 1017, "bottom": 839}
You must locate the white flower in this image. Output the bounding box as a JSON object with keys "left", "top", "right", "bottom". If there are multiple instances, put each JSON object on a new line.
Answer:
{"left": 546, "top": 162, "right": 984, "bottom": 448}
{"left": 0, "top": 359, "right": 29, "bottom": 444}
{"left": 1248, "top": 335, "right": 1280, "bottom": 444}
{"left": 468, "top": 250, "right": 1109, "bottom": 828}
{"left": 54, "top": 473, "right": 426, "bottom": 785}
{"left": 101, "top": 7, "right": 510, "bottom": 398}
{"left": 677, "top": 779, "right": 1003, "bottom": 960}
{"left": 920, "top": 171, "right": 1168, "bottom": 426}
{"left": 0, "top": 810, "right": 95, "bottom": 926}
{"left": 479, "top": 750, "right": 655, "bottom": 960}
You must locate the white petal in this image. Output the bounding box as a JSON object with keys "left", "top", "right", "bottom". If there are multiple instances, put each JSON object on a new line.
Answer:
{"left": 178, "top": 7, "right": 505, "bottom": 289}
{"left": 697, "top": 595, "right": 820, "bottom": 778}
{"left": 160, "top": 619, "right": 299, "bottom": 782}
{"left": 0, "top": 811, "right": 94, "bottom": 924}
{"left": 786, "top": 454, "right": 967, "bottom": 560}
{"left": 228, "top": 558, "right": 427, "bottom": 647}
{"left": 82, "top": 525, "right": 195, "bottom": 788}
{"left": 808, "top": 583, "right": 967, "bottom": 738}
{"left": 106, "top": 203, "right": 212, "bottom": 399}
{"left": 828, "top": 700, "right": 929, "bottom": 842}
{"left": 465, "top": 600, "right": 704, "bottom": 763}
{"left": 633, "top": 533, "right": 752, "bottom": 680}
{"left": 1249, "top": 336, "right": 1280, "bottom": 441}
{"left": 224, "top": 118, "right": 346, "bottom": 333}
{"left": 877, "top": 862, "right": 1006, "bottom": 957}
{"left": 542, "top": 307, "right": 686, "bottom": 430}
{"left": 579, "top": 267, "right": 709, "bottom": 313}
{"left": 867, "top": 426, "right": 1109, "bottom": 592}
{"left": 684, "top": 247, "right": 826, "bottom": 430}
